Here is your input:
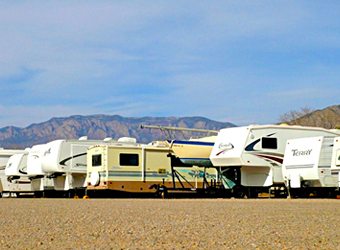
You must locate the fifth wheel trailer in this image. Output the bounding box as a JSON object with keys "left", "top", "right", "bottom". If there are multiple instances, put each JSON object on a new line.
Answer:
{"left": 4, "top": 151, "right": 33, "bottom": 196}
{"left": 282, "top": 136, "right": 339, "bottom": 197}
{"left": 209, "top": 125, "right": 340, "bottom": 197}
{"left": 26, "top": 144, "right": 55, "bottom": 196}
{"left": 41, "top": 137, "right": 114, "bottom": 196}
{"left": 0, "top": 148, "right": 29, "bottom": 197}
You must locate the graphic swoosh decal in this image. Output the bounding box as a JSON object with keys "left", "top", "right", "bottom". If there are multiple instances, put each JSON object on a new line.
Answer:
{"left": 59, "top": 153, "right": 87, "bottom": 166}
{"left": 216, "top": 144, "right": 234, "bottom": 156}
{"left": 254, "top": 153, "right": 283, "bottom": 164}
{"left": 245, "top": 139, "right": 260, "bottom": 152}
{"left": 245, "top": 133, "right": 276, "bottom": 152}
{"left": 19, "top": 168, "right": 28, "bottom": 175}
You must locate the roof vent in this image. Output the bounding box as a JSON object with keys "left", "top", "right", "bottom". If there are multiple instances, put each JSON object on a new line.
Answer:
{"left": 118, "top": 137, "right": 137, "bottom": 144}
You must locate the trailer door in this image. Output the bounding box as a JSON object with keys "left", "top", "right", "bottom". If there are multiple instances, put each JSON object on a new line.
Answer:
{"left": 336, "top": 149, "right": 340, "bottom": 167}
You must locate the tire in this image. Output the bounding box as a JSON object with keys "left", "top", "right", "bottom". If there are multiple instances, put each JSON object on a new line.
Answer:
{"left": 233, "top": 185, "right": 248, "bottom": 198}
{"left": 156, "top": 185, "right": 168, "bottom": 199}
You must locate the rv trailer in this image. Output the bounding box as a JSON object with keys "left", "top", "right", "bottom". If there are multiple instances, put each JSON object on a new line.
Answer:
{"left": 86, "top": 139, "right": 218, "bottom": 197}
{"left": 0, "top": 148, "right": 29, "bottom": 197}
{"left": 41, "top": 137, "right": 114, "bottom": 196}
{"left": 282, "top": 136, "right": 339, "bottom": 197}
{"left": 26, "top": 144, "right": 55, "bottom": 196}
{"left": 5, "top": 152, "right": 29, "bottom": 178}
{"left": 210, "top": 125, "right": 340, "bottom": 198}
{"left": 4, "top": 151, "right": 33, "bottom": 196}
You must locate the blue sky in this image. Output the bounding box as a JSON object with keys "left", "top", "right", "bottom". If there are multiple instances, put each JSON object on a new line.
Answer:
{"left": 0, "top": 1, "right": 339, "bottom": 128}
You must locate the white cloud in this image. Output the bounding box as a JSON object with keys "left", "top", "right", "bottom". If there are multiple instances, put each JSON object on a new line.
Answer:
{"left": 0, "top": 1, "right": 339, "bottom": 127}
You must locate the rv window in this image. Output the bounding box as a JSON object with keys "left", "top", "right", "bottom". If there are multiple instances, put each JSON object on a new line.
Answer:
{"left": 120, "top": 154, "right": 139, "bottom": 166}
{"left": 262, "top": 137, "right": 277, "bottom": 149}
{"left": 92, "top": 154, "right": 102, "bottom": 166}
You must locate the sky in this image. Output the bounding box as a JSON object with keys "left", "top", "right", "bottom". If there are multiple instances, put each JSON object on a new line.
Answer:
{"left": 0, "top": 1, "right": 339, "bottom": 128}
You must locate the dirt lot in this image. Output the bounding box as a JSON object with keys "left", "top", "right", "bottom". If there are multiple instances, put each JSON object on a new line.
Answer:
{"left": 0, "top": 198, "right": 339, "bottom": 249}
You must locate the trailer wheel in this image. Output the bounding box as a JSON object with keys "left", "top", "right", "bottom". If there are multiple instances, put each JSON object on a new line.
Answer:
{"left": 290, "top": 188, "right": 309, "bottom": 198}
{"left": 155, "top": 185, "right": 168, "bottom": 199}
{"left": 205, "top": 187, "right": 217, "bottom": 197}
{"left": 232, "top": 185, "right": 248, "bottom": 198}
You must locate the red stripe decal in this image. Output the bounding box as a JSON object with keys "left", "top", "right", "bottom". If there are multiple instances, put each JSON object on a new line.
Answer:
{"left": 255, "top": 154, "right": 283, "bottom": 164}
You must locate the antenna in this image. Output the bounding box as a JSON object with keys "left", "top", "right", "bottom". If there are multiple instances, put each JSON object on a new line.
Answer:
{"left": 140, "top": 124, "right": 219, "bottom": 136}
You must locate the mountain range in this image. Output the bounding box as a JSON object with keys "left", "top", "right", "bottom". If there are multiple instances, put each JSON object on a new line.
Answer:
{"left": 1, "top": 104, "right": 339, "bottom": 149}
{"left": 0, "top": 115, "right": 235, "bottom": 148}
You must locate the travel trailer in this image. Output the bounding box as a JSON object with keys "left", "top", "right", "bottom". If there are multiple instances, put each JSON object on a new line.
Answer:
{"left": 210, "top": 125, "right": 340, "bottom": 197}
{"left": 86, "top": 138, "right": 218, "bottom": 197}
{"left": 0, "top": 149, "right": 29, "bottom": 197}
{"left": 41, "top": 137, "right": 114, "bottom": 195}
{"left": 282, "top": 136, "right": 339, "bottom": 197}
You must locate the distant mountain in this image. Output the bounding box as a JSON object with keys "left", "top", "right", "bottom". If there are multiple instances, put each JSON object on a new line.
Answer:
{"left": 284, "top": 105, "right": 340, "bottom": 129}
{"left": 0, "top": 115, "right": 235, "bottom": 148}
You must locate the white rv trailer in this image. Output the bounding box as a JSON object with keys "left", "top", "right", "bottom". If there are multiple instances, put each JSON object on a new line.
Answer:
{"left": 86, "top": 139, "right": 218, "bottom": 197}
{"left": 41, "top": 137, "right": 114, "bottom": 195}
{"left": 210, "top": 125, "right": 340, "bottom": 197}
{"left": 4, "top": 152, "right": 34, "bottom": 196}
{"left": 5, "top": 152, "right": 29, "bottom": 178}
{"left": 26, "top": 144, "right": 55, "bottom": 195}
{"left": 282, "top": 136, "right": 339, "bottom": 197}
{"left": 0, "top": 148, "right": 30, "bottom": 197}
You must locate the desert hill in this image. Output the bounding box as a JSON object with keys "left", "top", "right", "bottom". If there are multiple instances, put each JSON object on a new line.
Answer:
{"left": 281, "top": 104, "right": 340, "bottom": 129}
{"left": 0, "top": 115, "right": 235, "bottom": 148}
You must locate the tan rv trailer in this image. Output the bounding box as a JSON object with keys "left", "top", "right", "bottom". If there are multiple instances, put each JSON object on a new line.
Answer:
{"left": 86, "top": 139, "right": 218, "bottom": 197}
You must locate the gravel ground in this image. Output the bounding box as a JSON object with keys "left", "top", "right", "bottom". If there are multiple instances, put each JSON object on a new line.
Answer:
{"left": 0, "top": 198, "right": 339, "bottom": 249}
